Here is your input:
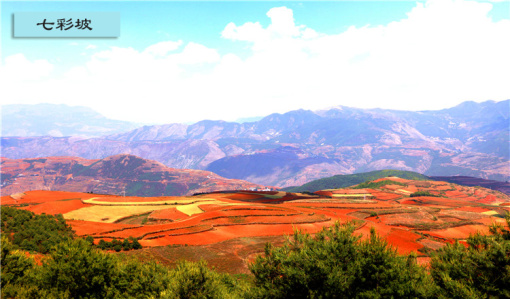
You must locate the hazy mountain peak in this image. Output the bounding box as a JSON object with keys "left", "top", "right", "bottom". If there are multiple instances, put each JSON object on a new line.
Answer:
{"left": 1, "top": 103, "right": 141, "bottom": 138}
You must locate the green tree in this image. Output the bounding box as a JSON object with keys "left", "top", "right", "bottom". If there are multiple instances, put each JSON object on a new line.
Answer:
{"left": 33, "top": 238, "right": 118, "bottom": 298}
{"left": 1, "top": 235, "right": 35, "bottom": 298}
{"left": 249, "top": 222, "right": 435, "bottom": 298}
{"left": 430, "top": 213, "right": 510, "bottom": 298}
{"left": 85, "top": 235, "right": 95, "bottom": 245}
{"left": 162, "top": 260, "right": 248, "bottom": 299}
{"left": 109, "top": 259, "right": 170, "bottom": 298}
{"left": 98, "top": 239, "right": 107, "bottom": 250}
{"left": 122, "top": 238, "right": 131, "bottom": 251}
{"left": 131, "top": 237, "right": 142, "bottom": 250}
{"left": 1, "top": 206, "right": 75, "bottom": 254}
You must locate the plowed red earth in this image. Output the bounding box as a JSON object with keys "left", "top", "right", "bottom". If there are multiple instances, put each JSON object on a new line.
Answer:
{"left": 66, "top": 220, "right": 139, "bottom": 236}
{"left": 455, "top": 206, "right": 491, "bottom": 213}
{"left": 221, "top": 193, "right": 264, "bottom": 201}
{"left": 1, "top": 190, "right": 96, "bottom": 204}
{"left": 20, "top": 199, "right": 91, "bottom": 215}
{"left": 2, "top": 178, "right": 509, "bottom": 266}
{"left": 149, "top": 208, "right": 189, "bottom": 221}
{"left": 385, "top": 228, "right": 423, "bottom": 254}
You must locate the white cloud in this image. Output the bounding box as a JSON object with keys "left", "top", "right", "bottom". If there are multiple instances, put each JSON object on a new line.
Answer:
{"left": 143, "top": 40, "right": 182, "bottom": 56}
{"left": 1, "top": 54, "right": 54, "bottom": 81}
{"left": 266, "top": 7, "right": 302, "bottom": 38}
{"left": 2, "top": 0, "right": 509, "bottom": 123}
{"left": 173, "top": 42, "right": 221, "bottom": 65}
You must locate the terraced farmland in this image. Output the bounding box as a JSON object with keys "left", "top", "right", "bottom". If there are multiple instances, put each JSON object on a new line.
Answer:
{"left": 2, "top": 177, "right": 509, "bottom": 271}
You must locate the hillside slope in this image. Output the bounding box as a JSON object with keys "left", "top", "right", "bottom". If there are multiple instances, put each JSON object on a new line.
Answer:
{"left": 0, "top": 155, "right": 267, "bottom": 196}
{"left": 283, "top": 170, "right": 429, "bottom": 193}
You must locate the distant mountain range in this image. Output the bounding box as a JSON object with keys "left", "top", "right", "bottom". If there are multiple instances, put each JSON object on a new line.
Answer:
{"left": 1, "top": 104, "right": 140, "bottom": 138}
{"left": 1, "top": 100, "right": 508, "bottom": 186}
{"left": 0, "top": 155, "right": 266, "bottom": 197}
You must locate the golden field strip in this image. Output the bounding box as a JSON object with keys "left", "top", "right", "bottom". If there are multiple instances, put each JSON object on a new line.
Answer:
{"left": 64, "top": 205, "right": 174, "bottom": 223}
{"left": 67, "top": 198, "right": 251, "bottom": 221}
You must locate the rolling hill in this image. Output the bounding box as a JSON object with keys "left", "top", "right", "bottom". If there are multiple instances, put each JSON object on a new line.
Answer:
{"left": 283, "top": 170, "right": 429, "bottom": 193}
{"left": 0, "top": 154, "right": 268, "bottom": 197}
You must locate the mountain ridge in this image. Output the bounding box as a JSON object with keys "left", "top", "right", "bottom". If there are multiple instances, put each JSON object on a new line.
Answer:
{"left": 2, "top": 100, "right": 508, "bottom": 186}
{"left": 1, "top": 104, "right": 142, "bottom": 138}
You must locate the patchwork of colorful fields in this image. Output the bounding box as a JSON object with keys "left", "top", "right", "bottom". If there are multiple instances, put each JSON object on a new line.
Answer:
{"left": 2, "top": 177, "right": 509, "bottom": 265}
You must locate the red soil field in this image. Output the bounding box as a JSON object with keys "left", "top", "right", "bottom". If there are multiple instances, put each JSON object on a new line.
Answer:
{"left": 140, "top": 221, "right": 338, "bottom": 247}
{"left": 434, "top": 184, "right": 454, "bottom": 191}
{"left": 418, "top": 238, "right": 446, "bottom": 250}
{"left": 423, "top": 224, "right": 491, "bottom": 240}
{"left": 370, "top": 191, "right": 402, "bottom": 200}
{"left": 455, "top": 206, "right": 491, "bottom": 213}
{"left": 314, "top": 191, "right": 333, "bottom": 197}
{"left": 66, "top": 220, "right": 139, "bottom": 236}
{"left": 445, "top": 190, "right": 468, "bottom": 198}
{"left": 221, "top": 193, "right": 264, "bottom": 201}
{"left": 478, "top": 194, "right": 498, "bottom": 204}
{"left": 197, "top": 204, "right": 230, "bottom": 212}
{"left": 355, "top": 221, "right": 393, "bottom": 241}
{"left": 3, "top": 177, "right": 510, "bottom": 264}
{"left": 20, "top": 199, "right": 91, "bottom": 215}
{"left": 384, "top": 228, "right": 423, "bottom": 254}
{"left": 1, "top": 190, "right": 96, "bottom": 205}
{"left": 149, "top": 208, "right": 189, "bottom": 221}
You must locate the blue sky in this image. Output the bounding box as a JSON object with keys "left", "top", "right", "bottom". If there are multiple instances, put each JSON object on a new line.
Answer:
{"left": 1, "top": 1, "right": 509, "bottom": 124}
{"left": 1, "top": 2, "right": 420, "bottom": 68}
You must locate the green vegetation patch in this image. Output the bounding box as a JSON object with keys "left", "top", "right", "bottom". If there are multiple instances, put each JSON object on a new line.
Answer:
{"left": 1, "top": 206, "right": 75, "bottom": 254}
{"left": 352, "top": 179, "right": 407, "bottom": 189}
{"left": 284, "top": 169, "right": 427, "bottom": 193}
{"left": 95, "top": 237, "right": 142, "bottom": 252}
{"left": 410, "top": 191, "right": 440, "bottom": 197}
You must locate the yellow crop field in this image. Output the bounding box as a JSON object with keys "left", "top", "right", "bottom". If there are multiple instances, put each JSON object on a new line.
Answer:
{"left": 177, "top": 200, "right": 248, "bottom": 216}
{"left": 482, "top": 210, "right": 499, "bottom": 216}
{"left": 64, "top": 205, "right": 173, "bottom": 223}
{"left": 176, "top": 204, "right": 204, "bottom": 216}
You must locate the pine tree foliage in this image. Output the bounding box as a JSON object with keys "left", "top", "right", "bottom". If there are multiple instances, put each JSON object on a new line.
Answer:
{"left": 249, "top": 222, "right": 435, "bottom": 298}
{"left": 430, "top": 213, "right": 510, "bottom": 298}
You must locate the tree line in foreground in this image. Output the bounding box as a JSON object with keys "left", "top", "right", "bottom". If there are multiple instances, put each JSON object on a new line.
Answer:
{"left": 1, "top": 206, "right": 509, "bottom": 298}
